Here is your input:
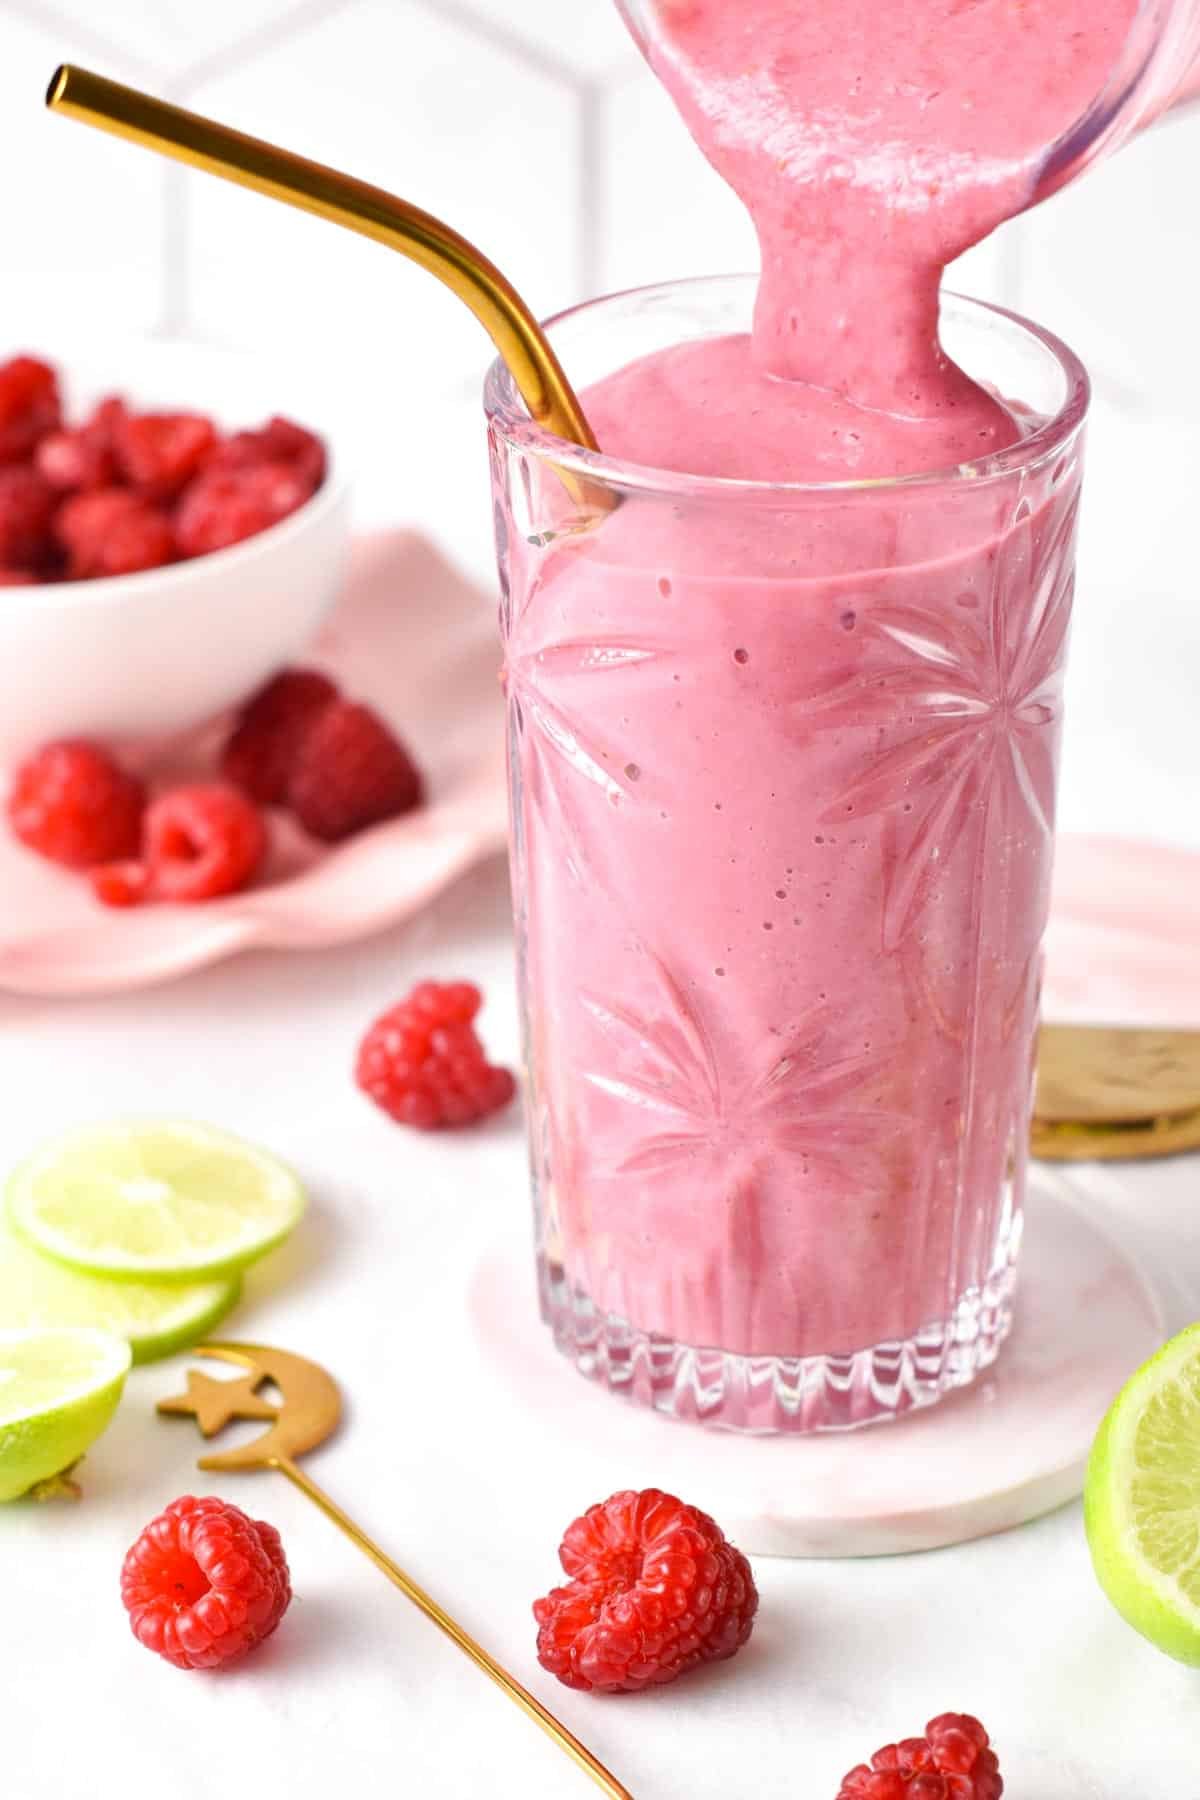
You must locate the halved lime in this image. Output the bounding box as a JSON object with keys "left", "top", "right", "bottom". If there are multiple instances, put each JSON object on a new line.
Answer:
{"left": 1084, "top": 1321, "right": 1200, "bottom": 1666}
{"left": 0, "top": 1326, "right": 131, "bottom": 1501}
{"left": 0, "top": 1215, "right": 240, "bottom": 1362}
{"left": 7, "top": 1120, "right": 306, "bottom": 1284}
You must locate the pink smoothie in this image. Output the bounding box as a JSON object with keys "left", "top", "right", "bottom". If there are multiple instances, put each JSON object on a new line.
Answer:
{"left": 501, "top": 1, "right": 1131, "bottom": 1404}
{"left": 637, "top": 0, "right": 1136, "bottom": 417}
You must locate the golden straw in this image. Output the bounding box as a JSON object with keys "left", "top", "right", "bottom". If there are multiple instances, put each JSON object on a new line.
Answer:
{"left": 45, "top": 64, "right": 599, "bottom": 452}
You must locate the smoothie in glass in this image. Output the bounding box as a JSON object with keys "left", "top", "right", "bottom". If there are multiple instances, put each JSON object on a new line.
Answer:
{"left": 490, "top": 0, "right": 1123, "bottom": 1429}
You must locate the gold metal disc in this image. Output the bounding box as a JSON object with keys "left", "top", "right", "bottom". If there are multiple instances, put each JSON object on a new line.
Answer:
{"left": 1033, "top": 1024, "right": 1200, "bottom": 1161}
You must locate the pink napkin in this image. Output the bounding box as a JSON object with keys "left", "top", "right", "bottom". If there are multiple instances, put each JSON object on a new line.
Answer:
{"left": 1045, "top": 834, "right": 1200, "bottom": 1027}
{"left": 0, "top": 530, "right": 507, "bottom": 995}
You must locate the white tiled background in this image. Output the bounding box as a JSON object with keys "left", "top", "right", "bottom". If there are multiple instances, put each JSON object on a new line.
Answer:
{"left": 1, "top": 0, "right": 1198, "bottom": 843}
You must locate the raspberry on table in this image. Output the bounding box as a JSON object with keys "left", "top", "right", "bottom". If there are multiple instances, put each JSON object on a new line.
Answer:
{"left": 836, "top": 1713, "right": 1003, "bottom": 1800}
{"left": 209, "top": 415, "right": 326, "bottom": 489}
{"left": 0, "top": 355, "right": 61, "bottom": 464}
{"left": 175, "top": 461, "right": 315, "bottom": 558}
{"left": 533, "top": 1488, "right": 758, "bottom": 1693}
{"left": 121, "top": 1494, "right": 292, "bottom": 1671}
{"left": 0, "top": 465, "right": 56, "bottom": 570}
{"left": 145, "top": 783, "right": 267, "bottom": 902}
{"left": 356, "top": 980, "right": 516, "bottom": 1130}
{"left": 286, "top": 699, "right": 424, "bottom": 843}
{"left": 114, "top": 410, "right": 219, "bottom": 500}
{"left": 55, "top": 487, "right": 175, "bottom": 579}
{"left": 221, "top": 666, "right": 340, "bottom": 805}
{"left": 7, "top": 740, "right": 146, "bottom": 870}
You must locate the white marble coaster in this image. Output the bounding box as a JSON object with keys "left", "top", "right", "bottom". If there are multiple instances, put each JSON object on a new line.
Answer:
{"left": 469, "top": 1171, "right": 1164, "bottom": 1557}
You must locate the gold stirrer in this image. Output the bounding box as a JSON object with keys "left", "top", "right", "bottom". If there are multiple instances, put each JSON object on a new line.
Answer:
{"left": 159, "top": 1342, "right": 634, "bottom": 1800}
{"left": 44, "top": 64, "right": 599, "bottom": 458}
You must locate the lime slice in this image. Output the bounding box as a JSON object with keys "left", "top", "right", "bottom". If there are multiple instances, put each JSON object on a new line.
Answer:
{"left": 0, "top": 1215, "right": 239, "bottom": 1362}
{"left": 1084, "top": 1321, "right": 1200, "bottom": 1666}
{"left": 0, "top": 1326, "right": 131, "bottom": 1501}
{"left": 7, "top": 1120, "right": 306, "bottom": 1284}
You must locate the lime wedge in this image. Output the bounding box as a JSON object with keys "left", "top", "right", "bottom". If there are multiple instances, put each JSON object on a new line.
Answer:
{"left": 0, "top": 1326, "right": 131, "bottom": 1501}
{"left": 1084, "top": 1321, "right": 1200, "bottom": 1666}
{"left": 7, "top": 1120, "right": 306, "bottom": 1284}
{"left": 0, "top": 1215, "right": 239, "bottom": 1362}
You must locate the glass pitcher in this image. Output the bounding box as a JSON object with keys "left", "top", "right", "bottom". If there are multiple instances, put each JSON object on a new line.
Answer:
{"left": 1039, "top": 0, "right": 1200, "bottom": 195}
{"left": 617, "top": 0, "right": 1200, "bottom": 207}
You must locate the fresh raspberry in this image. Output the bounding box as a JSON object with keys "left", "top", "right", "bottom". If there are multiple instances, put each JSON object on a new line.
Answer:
{"left": 355, "top": 980, "right": 516, "bottom": 1130}
{"left": 90, "top": 860, "right": 150, "bottom": 908}
{"left": 533, "top": 1489, "right": 758, "bottom": 1694}
{"left": 55, "top": 487, "right": 175, "bottom": 579}
{"left": 220, "top": 666, "right": 340, "bottom": 805}
{"left": 209, "top": 415, "right": 326, "bottom": 489}
{"left": 36, "top": 427, "right": 114, "bottom": 493}
{"left": 34, "top": 399, "right": 125, "bottom": 493}
{"left": 0, "top": 466, "right": 56, "bottom": 569}
{"left": 121, "top": 1494, "right": 291, "bottom": 1671}
{"left": 0, "top": 355, "right": 61, "bottom": 463}
{"left": 836, "top": 1714, "right": 1003, "bottom": 1800}
{"left": 7, "top": 740, "right": 146, "bottom": 869}
{"left": 115, "top": 410, "right": 219, "bottom": 500}
{"left": 0, "top": 568, "right": 37, "bottom": 586}
{"left": 144, "top": 783, "right": 267, "bottom": 902}
{"left": 175, "top": 461, "right": 315, "bottom": 558}
{"left": 286, "top": 699, "right": 424, "bottom": 842}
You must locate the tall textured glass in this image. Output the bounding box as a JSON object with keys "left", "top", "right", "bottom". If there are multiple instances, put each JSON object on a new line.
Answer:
{"left": 486, "top": 277, "right": 1089, "bottom": 1432}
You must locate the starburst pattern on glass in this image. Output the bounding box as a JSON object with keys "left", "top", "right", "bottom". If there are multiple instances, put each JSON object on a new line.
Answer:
{"left": 580, "top": 948, "right": 898, "bottom": 1192}
{"left": 794, "top": 494, "right": 1079, "bottom": 950}
{"left": 501, "top": 597, "right": 663, "bottom": 881}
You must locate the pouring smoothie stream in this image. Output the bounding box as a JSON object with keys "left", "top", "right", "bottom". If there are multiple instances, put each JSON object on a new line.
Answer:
{"left": 492, "top": 0, "right": 1185, "bottom": 1429}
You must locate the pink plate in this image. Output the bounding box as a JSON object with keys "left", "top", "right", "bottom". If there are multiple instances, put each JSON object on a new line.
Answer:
{"left": 0, "top": 531, "right": 508, "bottom": 996}
{"left": 1, "top": 531, "right": 1196, "bottom": 1005}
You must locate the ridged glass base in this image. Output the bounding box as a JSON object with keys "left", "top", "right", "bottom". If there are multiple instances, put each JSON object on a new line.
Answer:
{"left": 537, "top": 1242, "right": 1019, "bottom": 1434}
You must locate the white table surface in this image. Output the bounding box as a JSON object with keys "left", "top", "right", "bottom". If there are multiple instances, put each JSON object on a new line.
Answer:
{"left": 3, "top": 851, "right": 1198, "bottom": 1800}
{"left": 3, "top": 386, "right": 1200, "bottom": 1799}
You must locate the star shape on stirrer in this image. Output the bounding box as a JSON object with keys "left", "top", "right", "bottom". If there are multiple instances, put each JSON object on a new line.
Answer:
{"left": 158, "top": 1369, "right": 279, "bottom": 1438}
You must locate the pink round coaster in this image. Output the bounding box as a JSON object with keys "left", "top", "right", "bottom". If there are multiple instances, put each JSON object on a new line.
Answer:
{"left": 470, "top": 1171, "right": 1163, "bottom": 1557}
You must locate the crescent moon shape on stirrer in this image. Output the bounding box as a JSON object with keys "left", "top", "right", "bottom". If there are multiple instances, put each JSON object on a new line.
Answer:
{"left": 158, "top": 1341, "right": 341, "bottom": 1471}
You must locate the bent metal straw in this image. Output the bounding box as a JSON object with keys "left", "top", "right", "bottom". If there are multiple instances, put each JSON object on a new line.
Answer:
{"left": 45, "top": 64, "right": 603, "bottom": 471}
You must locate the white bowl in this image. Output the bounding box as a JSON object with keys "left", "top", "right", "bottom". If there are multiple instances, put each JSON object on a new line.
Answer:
{"left": 0, "top": 338, "right": 351, "bottom": 761}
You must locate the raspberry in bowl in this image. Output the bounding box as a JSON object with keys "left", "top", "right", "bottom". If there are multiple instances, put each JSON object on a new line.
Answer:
{"left": 0, "top": 342, "right": 349, "bottom": 761}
